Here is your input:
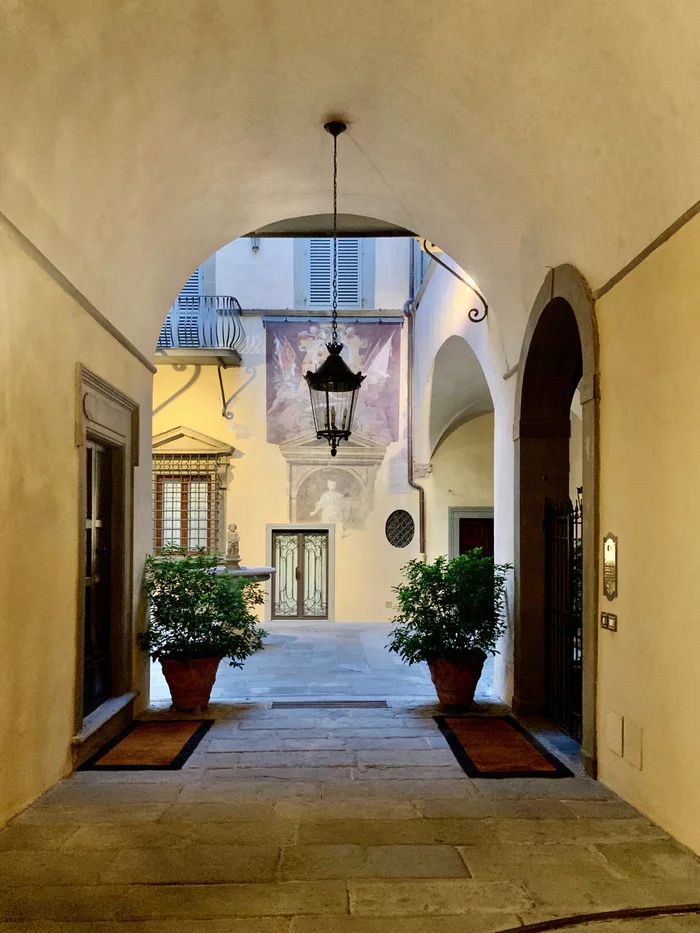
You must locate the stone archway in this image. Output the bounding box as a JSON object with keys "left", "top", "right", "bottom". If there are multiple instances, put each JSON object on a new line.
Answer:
{"left": 514, "top": 264, "right": 599, "bottom": 776}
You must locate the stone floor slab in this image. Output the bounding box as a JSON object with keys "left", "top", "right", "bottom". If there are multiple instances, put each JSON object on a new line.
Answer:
{"left": 357, "top": 749, "right": 457, "bottom": 768}
{"left": 118, "top": 881, "right": 349, "bottom": 919}
{"left": 419, "top": 797, "right": 577, "bottom": 820}
{"left": 0, "top": 824, "right": 81, "bottom": 850}
{"left": 274, "top": 799, "right": 419, "bottom": 821}
{"left": 458, "top": 842, "right": 618, "bottom": 882}
{"left": 291, "top": 916, "right": 523, "bottom": 932}
{"left": 102, "top": 844, "right": 280, "bottom": 884}
{"left": 278, "top": 843, "right": 468, "bottom": 879}
{"left": 348, "top": 878, "right": 533, "bottom": 915}
{"left": 595, "top": 840, "right": 700, "bottom": 880}
{"left": 298, "top": 818, "right": 495, "bottom": 846}
{"left": 0, "top": 850, "right": 119, "bottom": 886}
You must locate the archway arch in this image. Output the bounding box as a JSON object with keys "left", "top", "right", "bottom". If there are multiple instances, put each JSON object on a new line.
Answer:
{"left": 514, "top": 264, "right": 599, "bottom": 775}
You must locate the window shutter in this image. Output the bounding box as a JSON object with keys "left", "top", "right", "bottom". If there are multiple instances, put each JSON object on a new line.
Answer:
{"left": 308, "top": 239, "right": 333, "bottom": 306}
{"left": 179, "top": 268, "right": 202, "bottom": 298}
{"left": 307, "top": 238, "right": 362, "bottom": 309}
{"left": 158, "top": 268, "right": 203, "bottom": 347}
{"left": 176, "top": 268, "right": 203, "bottom": 346}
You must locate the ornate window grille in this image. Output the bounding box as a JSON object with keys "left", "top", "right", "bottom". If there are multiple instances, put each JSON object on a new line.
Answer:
{"left": 152, "top": 452, "right": 225, "bottom": 554}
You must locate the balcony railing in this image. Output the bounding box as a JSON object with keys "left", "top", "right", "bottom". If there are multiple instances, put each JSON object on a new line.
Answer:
{"left": 157, "top": 296, "right": 245, "bottom": 353}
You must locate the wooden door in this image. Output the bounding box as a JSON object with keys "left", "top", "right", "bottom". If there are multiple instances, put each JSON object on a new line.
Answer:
{"left": 83, "top": 439, "right": 113, "bottom": 717}
{"left": 459, "top": 517, "right": 494, "bottom": 557}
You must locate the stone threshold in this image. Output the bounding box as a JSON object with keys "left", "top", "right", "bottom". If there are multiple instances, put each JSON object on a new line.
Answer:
{"left": 71, "top": 690, "right": 138, "bottom": 768}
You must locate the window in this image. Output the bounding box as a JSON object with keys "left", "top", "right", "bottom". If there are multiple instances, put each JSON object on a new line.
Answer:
{"left": 152, "top": 453, "right": 223, "bottom": 553}
{"left": 294, "top": 238, "right": 375, "bottom": 310}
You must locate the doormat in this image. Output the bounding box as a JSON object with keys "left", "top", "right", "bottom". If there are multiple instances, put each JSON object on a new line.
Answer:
{"left": 435, "top": 715, "right": 573, "bottom": 778}
{"left": 80, "top": 720, "right": 214, "bottom": 771}
{"left": 270, "top": 700, "right": 388, "bottom": 709}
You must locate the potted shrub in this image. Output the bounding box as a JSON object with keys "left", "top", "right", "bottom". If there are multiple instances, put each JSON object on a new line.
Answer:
{"left": 139, "top": 546, "right": 266, "bottom": 711}
{"left": 388, "top": 549, "right": 511, "bottom": 707}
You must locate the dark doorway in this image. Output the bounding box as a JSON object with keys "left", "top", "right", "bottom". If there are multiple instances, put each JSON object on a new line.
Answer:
{"left": 544, "top": 495, "right": 583, "bottom": 741}
{"left": 459, "top": 517, "right": 494, "bottom": 557}
{"left": 83, "top": 439, "right": 114, "bottom": 717}
{"left": 272, "top": 530, "right": 329, "bottom": 619}
{"left": 514, "top": 265, "right": 599, "bottom": 773}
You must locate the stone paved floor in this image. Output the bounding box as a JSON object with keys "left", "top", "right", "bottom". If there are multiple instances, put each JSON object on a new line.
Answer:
{"left": 150, "top": 623, "right": 496, "bottom": 704}
{"left": 4, "top": 625, "right": 700, "bottom": 930}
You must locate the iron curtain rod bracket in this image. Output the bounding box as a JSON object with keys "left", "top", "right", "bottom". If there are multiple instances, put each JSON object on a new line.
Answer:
{"left": 420, "top": 238, "right": 488, "bottom": 322}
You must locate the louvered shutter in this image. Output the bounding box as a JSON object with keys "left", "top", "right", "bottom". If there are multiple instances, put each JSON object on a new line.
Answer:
{"left": 307, "top": 238, "right": 362, "bottom": 309}
{"left": 179, "top": 269, "right": 202, "bottom": 298}
{"left": 176, "top": 268, "right": 203, "bottom": 346}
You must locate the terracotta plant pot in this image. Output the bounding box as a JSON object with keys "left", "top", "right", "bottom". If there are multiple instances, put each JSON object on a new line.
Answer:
{"left": 428, "top": 651, "right": 487, "bottom": 708}
{"left": 160, "top": 656, "right": 222, "bottom": 711}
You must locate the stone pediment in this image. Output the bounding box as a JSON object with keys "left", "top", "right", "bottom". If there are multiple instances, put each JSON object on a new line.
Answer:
{"left": 152, "top": 426, "right": 234, "bottom": 456}
{"left": 279, "top": 431, "right": 386, "bottom": 467}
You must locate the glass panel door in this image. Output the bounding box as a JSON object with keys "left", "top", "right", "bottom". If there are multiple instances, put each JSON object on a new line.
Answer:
{"left": 302, "top": 532, "right": 328, "bottom": 618}
{"left": 272, "top": 530, "right": 329, "bottom": 619}
{"left": 272, "top": 532, "right": 300, "bottom": 617}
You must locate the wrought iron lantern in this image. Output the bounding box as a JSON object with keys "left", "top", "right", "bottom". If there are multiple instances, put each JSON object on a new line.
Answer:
{"left": 304, "top": 120, "right": 365, "bottom": 457}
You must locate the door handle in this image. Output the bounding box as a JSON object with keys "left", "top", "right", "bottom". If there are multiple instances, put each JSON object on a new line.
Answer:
{"left": 295, "top": 566, "right": 301, "bottom": 582}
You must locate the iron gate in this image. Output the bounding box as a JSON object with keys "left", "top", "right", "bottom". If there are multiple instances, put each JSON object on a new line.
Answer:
{"left": 544, "top": 493, "right": 583, "bottom": 741}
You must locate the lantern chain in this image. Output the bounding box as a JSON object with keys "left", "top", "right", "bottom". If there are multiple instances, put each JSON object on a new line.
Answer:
{"left": 332, "top": 129, "right": 338, "bottom": 345}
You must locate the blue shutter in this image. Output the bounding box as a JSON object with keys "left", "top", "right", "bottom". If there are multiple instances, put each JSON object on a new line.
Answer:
{"left": 158, "top": 268, "right": 203, "bottom": 348}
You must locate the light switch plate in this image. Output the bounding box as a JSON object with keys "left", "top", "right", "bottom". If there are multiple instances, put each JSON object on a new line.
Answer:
{"left": 601, "top": 612, "right": 618, "bottom": 631}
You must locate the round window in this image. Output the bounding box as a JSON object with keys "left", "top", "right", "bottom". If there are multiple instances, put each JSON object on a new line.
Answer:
{"left": 385, "top": 509, "right": 415, "bottom": 548}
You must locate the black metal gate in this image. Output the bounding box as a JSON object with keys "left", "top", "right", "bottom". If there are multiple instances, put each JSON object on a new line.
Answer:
{"left": 544, "top": 493, "right": 583, "bottom": 741}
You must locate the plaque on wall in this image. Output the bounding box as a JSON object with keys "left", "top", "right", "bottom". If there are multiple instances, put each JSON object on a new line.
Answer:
{"left": 603, "top": 533, "right": 618, "bottom": 601}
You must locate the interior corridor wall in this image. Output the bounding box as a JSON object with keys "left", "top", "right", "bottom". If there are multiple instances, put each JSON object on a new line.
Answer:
{"left": 424, "top": 414, "right": 495, "bottom": 561}
{"left": 596, "top": 211, "right": 700, "bottom": 855}
{"left": 0, "top": 225, "right": 152, "bottom": 826}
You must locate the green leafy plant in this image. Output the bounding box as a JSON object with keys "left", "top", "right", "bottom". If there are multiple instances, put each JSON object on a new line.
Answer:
{"left": 388, "top": 549, "right": 511, "bottom": 665}
{"left": 139, "top": 546, "right": 267, "bottom": 666}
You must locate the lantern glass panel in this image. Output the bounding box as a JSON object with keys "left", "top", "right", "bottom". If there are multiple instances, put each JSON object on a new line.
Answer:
{"left": 309, "top": 387, "right": 357, "bottom": 435}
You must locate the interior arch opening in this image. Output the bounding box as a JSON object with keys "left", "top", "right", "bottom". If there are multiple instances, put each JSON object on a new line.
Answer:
{"left": 514, "top": 271, "right": 598, "bottom": 772}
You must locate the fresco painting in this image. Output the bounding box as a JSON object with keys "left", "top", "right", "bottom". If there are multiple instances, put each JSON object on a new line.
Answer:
{"left": 266, "top": 321, "right": 401, "bottom": 445}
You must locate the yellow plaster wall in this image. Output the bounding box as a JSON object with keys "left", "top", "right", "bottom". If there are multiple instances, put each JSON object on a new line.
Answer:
{"left": 424, "top": 414, "right": 495, "bottom": 561}
{"left": 596, "top": 212, "right": 700, "bottom": 854}
{"left": 0, "top": 226, "right": 153, "bottom": 826}
{"left": 153, "top": 318, "right": 420, "bottom": 623}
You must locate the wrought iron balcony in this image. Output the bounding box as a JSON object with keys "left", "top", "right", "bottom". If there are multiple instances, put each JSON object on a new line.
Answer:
{"left": 157, "top": 296, "right": 245, "bottom": 355}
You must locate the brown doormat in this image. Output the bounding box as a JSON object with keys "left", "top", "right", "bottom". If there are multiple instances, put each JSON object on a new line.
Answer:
{"left": 435, "top": 715, "right": 573, "bottom": 778}
{"left": 80, "top": 720, "right": 213, "bottom": 771}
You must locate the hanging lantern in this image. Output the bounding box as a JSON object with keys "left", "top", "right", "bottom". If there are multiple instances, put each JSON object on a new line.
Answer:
{"left": 304, "top": 120, "right": 365, "bottom": 457}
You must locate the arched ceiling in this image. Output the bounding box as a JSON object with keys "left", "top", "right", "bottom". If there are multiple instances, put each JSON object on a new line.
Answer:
{"left": 429, "top": 336, "right": 493, "bottom": 454}
{"left": 2, "top": 1, "right": 700, "bottom": 357}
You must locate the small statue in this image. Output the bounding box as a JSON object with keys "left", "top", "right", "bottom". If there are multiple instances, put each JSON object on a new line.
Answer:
{"left": 225, "top": 523, "right": 241, "bottom": 568}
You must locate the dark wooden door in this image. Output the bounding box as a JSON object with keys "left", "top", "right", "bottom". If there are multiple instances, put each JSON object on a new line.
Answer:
{"left": 459, "top": 518, "right": 494, "bottom": 557}
{"left": 83, "top": 440, "right": 113, "bottom": 717}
